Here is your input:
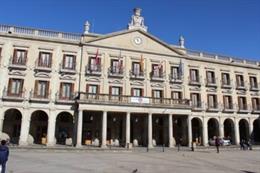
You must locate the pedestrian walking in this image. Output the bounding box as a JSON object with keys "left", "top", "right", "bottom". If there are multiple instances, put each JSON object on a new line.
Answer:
{"left": 0, "top": 140, "right": 9, "bottom": 173}
{"left": 177, "top": 137, "right": 182, "bottom": 152}
{"left": 215, "top": 136, "right": 220, "bottom": 153}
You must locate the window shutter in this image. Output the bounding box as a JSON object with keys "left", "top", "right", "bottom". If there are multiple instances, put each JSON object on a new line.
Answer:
{"left": 24, "top": 50, "right": 28, "bottom": 64}
{"left": 7, "top": 78, "right": 12, "bottom": 94}
{"left": 38, "top": 52, "right": 42, "bottom": 66}
{"left": 73, "top": 55, "right": 76, "bottom": 70}
{"left": 86, "top": 84, "right": 89, "bottom": 93}
{"left": 109, "top": 86, "right": 112, "bottom": 95}
{"left": 152, "top": 90, "right": 154, "bottom": 98}
{"left": 97, "top": 85, "right": 100, "bottom": 94}
{"left": 60, "top": 83, "right": 63, "bottom": 98}
{"left": 0, "top": 48, "right": 2, "bottom": 57}
{"left": 34, "top": 80, "right": 38, "bottom": 95}
{"left": 13, "top": 49, "right": 17, "bottom": 63}
{"left": 63, "top": 55, "right": 66, "bottom": 69}
{"left": 119, "top": 87, "right": 122, "bottom": 95}
{"left": 141, "top": 88, "right": 144, "bottom": 97}
{"left": 49, "top": 53, "right": 53, "bottom": 68}
{"left": 20, "top": 79, "right": 24, "bottom": 94}
{"left": 161, "top": 90, "right": 164, "bottom": 98}
{"left": 71, "top": 83, "right": 74, "bottom": 98}
{"left": 131, "top": 88, "right": 134, "bottom": 96}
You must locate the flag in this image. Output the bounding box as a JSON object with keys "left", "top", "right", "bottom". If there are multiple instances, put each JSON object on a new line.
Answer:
{"left": 95, "top": 49, "right": 99, "bottom": 65}
{"left": 140, "top": 54, "right": 144, "bottom": 71}
{"left": 158, "top": 60, "right": 163, "bottom": 70}
{"left": 179, "top": 59, "right": 184, "bottom": 77}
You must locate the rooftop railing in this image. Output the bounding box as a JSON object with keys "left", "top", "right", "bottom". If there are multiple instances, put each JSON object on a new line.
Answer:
{"left": 0, "top": 24, "right": 81, "bottom": 42}
{"left": 186, "top": 49, "right": 260, "bottom": 67}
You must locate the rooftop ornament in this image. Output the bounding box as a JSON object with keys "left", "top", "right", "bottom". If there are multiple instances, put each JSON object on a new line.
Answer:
{"left": 128, "top": 8, "right": 148, "bottom": 32}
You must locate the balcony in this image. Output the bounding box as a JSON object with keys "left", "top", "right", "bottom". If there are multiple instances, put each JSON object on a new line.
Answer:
{"left": 55, "top": 92, "right": 75, "bottom": 104}
{"left": 221, "top": 81, "right": 232, "bottom": 89}
{"left": 236, "top": 82, "right": 246, "bottom": 90}
{"left": 222, "top": 104, "right": 235, "bottom": 113}
{"left": 78, "top": 93, "right": 191, "bottom": 109}
{"left": 150, "top": 72, "right": 165, "bottom": 82}
{"left": 2, "top": 87, "right": 25, "bottom": 101}
{"left": 29, "top": 90, "right": 50, "bottom": 103}
{"left": 169, "top": 74, "right": 183, "bottom": 83}
{"left": 206, "top": 103, "right": 220, "bottom": 112}
{"left": 129, "top": 70, "right": 145, "bottom": 80}
{"left": 252, "top": 106, "right": 260, "bottom": 114}
{"left": 108, "top": 66, "right": 124, "bottom": 78}
{"left": 8, "top": 57, "right": 27, "bottom": 70}
{"left": 238, "top": 104, "right": 251, "bottom": 113}
{"left": 59, "top": 64, "right": 76, "bottom": 74}
{"left": 188, "top": 76, "right": 201, "bottom": 86}
{"left": 86, "top": 64, "right": 102, "bottom": 76}
{"left": 191, "top": 102, "right": 204, "bottom": 111}
{"left": 250, "top": 83, "right": 260, "bottom": 91}
{"left": 205, "top": 78, "right": 217, "bottom": 87}
{"left": 34, "top": 60, "right": 52, "bottom": 72}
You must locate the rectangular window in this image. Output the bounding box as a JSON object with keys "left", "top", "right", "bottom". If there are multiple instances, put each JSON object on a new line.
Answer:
{"left": 13, "top": 49, "right": 27, "bottom": 65}
{"left": 132, "top": 62, "right": 141, "bottom": 75}
{"left": 223, "top": 96, "right": 233, "bottom": 109}
{"left": 191, "top": 93, "right": 201, "bottom": 107}
{"left": 208, "top": 94, "right": 217, "bottom": 108}
{"left": 171, "top": 67, "right": 180, "bottom": 79}
{"left": 38, "top": 52, "right": 52, "bottom": 68}
{"left": 238, "top": 97, "right": 247, "bottom": 110}
{"left": 8, "top": 78, "right": 24, "bottom": 96}
{"left": 109, "top": 86, "right": 122, "bottom": 101}
{"left": 60, "top": 83, "right": 74, "bottom": 99}
{"left": 172, "top": 91, "right": 182, "bottom": 100}
{"left": 63, "top": 54, "right": 75, "bottom": 70}
{"left": 252, "top": 98, "right": 260, "bottom": 110}
{"left": 249, "top": 76, "right": 258, "bottom": 89}
{"left": 190, "top": 69, "right": 199, "bottom": 82}
{"left": 132, "top": 88, "right": 143, "bottom": 97}
{"left": 206, "top": 71, "right": 215, "bottom": 84}
{"left": 152, "top": 64, "right": 163, "bottom": 77}
{"left": 221, "top": 73, "right": 230, "bottom": 86}
{"left": 34, "top": 80, "right": 49, "bottom": 98}
{"left": 236, "top": 75, "right": 244, "bottom": 87}
{"left": 88, "top": 85, "right": 98, "bottom": 94}
{"left": 111, "top": 59, "right": 123, "bottom": 73}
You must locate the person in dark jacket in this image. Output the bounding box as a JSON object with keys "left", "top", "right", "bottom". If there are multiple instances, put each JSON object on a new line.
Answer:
{"left": 215, "top": 136, "right": 220, "bottom": 153}
{"left": 0, "top": 140, "right": 9, "bottom": 173}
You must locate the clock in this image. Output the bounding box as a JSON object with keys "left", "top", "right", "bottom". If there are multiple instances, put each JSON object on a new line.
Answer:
{"left": 133, "top": 37, "right": 142, "bottom": 45}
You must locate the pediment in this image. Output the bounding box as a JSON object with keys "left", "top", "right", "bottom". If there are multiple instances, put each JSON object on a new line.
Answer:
{"left": 8, "top": 70, "right": 26, "bottom": 76}
{"left": 34, "top": 72, "right": 50, "bottom": 78}
{"left": 59, "top": 75, "right": 76, "bottom": 81}
{"left": 108, "top": 79, "right": 123, "bottom": 84}
{"left": 87, "top": 30, "right": 183, "bottom": 56}
{"left": 130, "top": 81, "right": 144, "bottom": 86}
{"left": 86, "top": 77, "right": 101, "bottom": 82}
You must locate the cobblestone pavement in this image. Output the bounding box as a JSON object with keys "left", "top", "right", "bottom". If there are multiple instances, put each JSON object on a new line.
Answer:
{"left": 6, "top": 148, "right": 260, "bottom": 173}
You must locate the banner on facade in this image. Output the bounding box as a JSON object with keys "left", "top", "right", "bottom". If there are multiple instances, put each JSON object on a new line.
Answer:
{"left": 130, "top": 97, "right": 149, "bottom": 104}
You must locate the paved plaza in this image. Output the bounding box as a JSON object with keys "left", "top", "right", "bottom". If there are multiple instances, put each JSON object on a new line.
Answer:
{"left": 6, "top": 148, "right": 260, "bottom": 173}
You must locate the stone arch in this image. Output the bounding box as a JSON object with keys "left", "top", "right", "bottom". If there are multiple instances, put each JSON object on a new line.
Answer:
{"left": 208, "top": 118, "right": 219, "bottom": 139}
{"left": 55, "top": 112, "right": 74, "bottom": 145}
{"left": 223, "top": 118, "right": 235, "bottom": 144}
{"left": 29, "top": 110, "right": 49, "bottom": 144}
{"left": 191, "top": 117, "right": 203, "bottom": 145}
{"left": 3, "top": 108, "right": 22, "bottom": 144}
{"left": 253, "top": 119, "right": 260, "bottom": 144}
{"left": 239, "top": 119, "right": 249, "bottom": 141}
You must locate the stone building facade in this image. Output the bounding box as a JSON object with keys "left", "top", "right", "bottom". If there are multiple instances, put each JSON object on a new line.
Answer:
{"left": 0, "top": 8, "right": 259, "bottom": 148}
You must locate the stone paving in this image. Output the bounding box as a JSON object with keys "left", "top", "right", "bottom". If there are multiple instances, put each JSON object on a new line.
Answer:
{"left": 6, "top": 148, "right": 260, "bottom": 173}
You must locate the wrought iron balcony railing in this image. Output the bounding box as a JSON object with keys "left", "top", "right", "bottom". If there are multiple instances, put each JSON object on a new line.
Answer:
{"left": 129, "top": 70, "right": 145, "bottom": 80}
{"left": 2, "top": 87, "right": 25, "bottom": 101}
{"left": 9, "top": 56, "right": 27, "bottom": 70}
{"left": 205, "top": 78, "right": 217, "bottom": 87}
{"left": 86, "top": 64, "right": 102, "bottom": 75}
{"left": 29, "top": 90, "right": 51, "bottom": 102}
{"left": 55, "top": 92, "right": 75, "bottom": 103}
{"left": 108, "top": 66, "right": 124, "bottom": 78}
{"left": 188, "top": 76, "right": 202, "bottom": 86}
{"left": 169, "top": 74, "right": 183, "bottom": 83}
{"left": 78, "top": 93, "right": 190, "bottom": 109}
{"left": 34, "top": 59, "right": 52, "bottom": 72}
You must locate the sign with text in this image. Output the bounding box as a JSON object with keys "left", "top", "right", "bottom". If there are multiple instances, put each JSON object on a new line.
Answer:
{"left": 130, "top": 97, "right": 149, "bottom": 104}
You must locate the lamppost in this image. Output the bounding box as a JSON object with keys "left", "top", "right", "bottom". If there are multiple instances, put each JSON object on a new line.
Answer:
{"left": 72, "top": 92, "right": 80, "bottom": 147}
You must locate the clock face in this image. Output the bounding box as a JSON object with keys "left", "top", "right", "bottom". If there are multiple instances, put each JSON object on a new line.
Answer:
{"left": 133, "top": 37, "right": 142, "bottom": 45}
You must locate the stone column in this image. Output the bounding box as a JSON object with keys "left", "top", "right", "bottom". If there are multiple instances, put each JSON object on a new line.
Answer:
{"left": 168, "top": 114, "right": 174, "bottom": 148}
{"left": 203, "top": 117, "right": 208, "bottom": 146}
{"left": 125, "top": 112, "right": 131, "bottom": 148}
{"left": 148, "top": 113, "right": 153, "bottom": 148}
{"left": 47, "top": 111, "right": 56, "bottom": 147}
{"left": 249, "top": 118, "right": 254, "bottom": 139}
{"left": 234, "top": 118, "right": 240, "bottom": 145}
{"left": 219, "top": 118, "right": 224, "bottom": 138}
{"left": 76, "top": 110, "right": 83, "bottom": 147}
{"left": 19, "top": 110, "right": 30, "bottom": 146}
{"left": 0, "top": 112, "right": 4, "bottom": 133}
{"left": 187, "top": 115, "right": 192, "bottom": 147}
{"left": 101, "top": 111, "right": 107, "bottom": 148}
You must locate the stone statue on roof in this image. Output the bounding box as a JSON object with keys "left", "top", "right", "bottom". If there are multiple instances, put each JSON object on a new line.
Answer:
{"left": 128, "top": 8, "right": 148, "bottom": 32}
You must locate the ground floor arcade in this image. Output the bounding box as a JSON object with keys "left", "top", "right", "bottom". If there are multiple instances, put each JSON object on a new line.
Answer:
{"left": 0, "top": 108, "right": 260, "bottom": 148}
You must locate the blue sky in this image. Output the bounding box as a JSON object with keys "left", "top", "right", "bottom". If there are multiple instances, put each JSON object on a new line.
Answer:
{"left": 0, "top": 0, "right": 259, "bottom": 60}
